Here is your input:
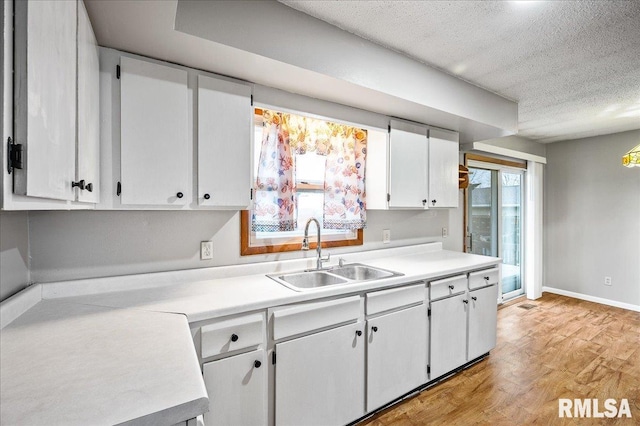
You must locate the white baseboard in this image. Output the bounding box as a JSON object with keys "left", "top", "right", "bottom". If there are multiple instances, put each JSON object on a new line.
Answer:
{"left": 542, "top": 286, "right": 640, "bottom": 312}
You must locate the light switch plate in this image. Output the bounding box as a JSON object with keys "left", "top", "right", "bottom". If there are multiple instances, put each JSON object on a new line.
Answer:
{"left": 382, "top": 229, "right": 391, "bottom": 244}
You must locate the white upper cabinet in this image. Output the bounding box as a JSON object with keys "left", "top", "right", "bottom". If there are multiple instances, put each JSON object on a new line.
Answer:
{"left": 120, "top": 57, "right": 190, "bottom": 206}
{"left": 13, "top": 0, "right": 77, "bottom": 201}
{"left": 388, "top": 120, "right": 428, "bottom": 209}
{"left": 428, "top": 128, "right": 459, "bottom": 208}
{"left": 76, "top": 0, "right": 100, "bottom": 203}
{"left": 197, "top": 75, "right": 252, "bottom": 208}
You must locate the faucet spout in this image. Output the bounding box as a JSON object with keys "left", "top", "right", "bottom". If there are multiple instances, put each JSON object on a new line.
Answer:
{"left": 303, "top": 218, "right": 329, "bottom": 270}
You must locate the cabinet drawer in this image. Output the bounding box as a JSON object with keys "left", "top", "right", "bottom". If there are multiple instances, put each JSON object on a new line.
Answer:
{"left": 201, "top": 313, "right": 264, "bottom": 359}
{"left": 468, "top": 267, "right": 500, "bottom": 290}
{"left": 429, "top": 275, "right": 467, "bottom": 301}
{"left": 271, "top": 296, "right": 361, "bottom": 341}
{"left": 366, "top": 283, "right": 425, "bottom": 316}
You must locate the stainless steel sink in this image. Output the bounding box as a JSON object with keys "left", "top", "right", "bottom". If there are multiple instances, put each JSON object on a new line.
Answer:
{"left": 268, "top": 263, "right": 403, "bottom": 291}
{"left": 329, "top": 264, "right": 395, "bottom": 281}
{"left": 277, "top": 271, "right": 348, "bottom": 289}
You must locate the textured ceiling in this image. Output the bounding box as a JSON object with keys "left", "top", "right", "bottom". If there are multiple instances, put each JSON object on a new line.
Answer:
{"left": 279, "top": 0, "right": 640, "bottom": 143}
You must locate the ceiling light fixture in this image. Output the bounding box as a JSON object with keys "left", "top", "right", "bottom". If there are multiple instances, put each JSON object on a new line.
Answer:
{"left": 622, "top": 143, "right": 640, "bottom": 168}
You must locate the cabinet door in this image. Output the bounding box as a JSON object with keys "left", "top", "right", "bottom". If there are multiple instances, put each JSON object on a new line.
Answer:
{"left": 388, "top": 127, "right": 428, "bottom": 208}
{"left": 76, "top": 0, "right": 100, "bottom": 203}
{"left": 429, "top": 293, "right": 468, "bottom": 379}
{"left": 202, "top": 349, "right": 266, "bottom": 426}
{"left": 197, "top": 75, "right": 252, "bottom": 208}
{"left": 428, "top": 128, "right": 459, "bottom": 208}
{"left": 120, "top": 57, "right": 189, "bottom": 206}
{"left": 367, "top": 304, "right": 427, "bottom": 412}
{"left": 275, "top": 322, "right": 365, "bottom": 426}
{"left": 468, "top": 284, "right": 498, "bottom": 360}
{"left": 13, "top": 0, "right": 77, "bottom": 201}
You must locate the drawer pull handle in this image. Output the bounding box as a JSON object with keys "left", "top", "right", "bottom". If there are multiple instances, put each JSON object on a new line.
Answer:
{"left": 176, "top": 192, "right": 184, "bottom": 199}
{"left": 254, "top": 360, "right": 261, "bottom": 369}
{"left": 448, "top": 285, "right": 455, "bottom": 290}
{"left": 372, "top": 326, "right": 378, "bottom": 332}
{"left": 472, "top": 296, "right": 477, "bottom": 301}
{"left": 85, "top": 182, "right": 93, "bottom": 192}
{"left": 484, "top": 276, "right": 490, "bottom": 281}
{"left": 204, "top": 193, "right": 210, "bottom": 200}
{"left": 355, "top": 330, "right": 362, "bottom": 337}
{"left": 231, "top": 334, "right": 239, "bottom": 342}
{"left": 462, "top": 299, "right": 469, "bottom": 304}
{"left": 72, "top": 179, "right": 85, "bottom": 190}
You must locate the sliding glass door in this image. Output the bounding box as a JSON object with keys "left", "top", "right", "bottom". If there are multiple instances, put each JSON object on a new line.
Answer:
{"left": 467, "top": 164, "right": 524, "bottom": 300}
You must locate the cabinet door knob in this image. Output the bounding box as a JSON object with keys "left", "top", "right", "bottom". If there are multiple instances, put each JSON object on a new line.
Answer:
{"left": 372, "top": 326, "right": 378, "bottom": 332}
{"left": 85, "top": 183, "right": 93, "bottom": 192}
{"left": 422, "top": 199, "right": 427, "bottom": 205}
{"left": 231, "top": 333, "right": 239, "bottom": 342}
{"left": 72, "top": 179, "right": 85, "bottom": 190}
{"left": 356, "top": 330, "right": 362, "bottom": 337}
{"left": 463, "top": 299, "right": 469, "bottom": 304}
{"left": 203, "top": 193, "right": 210, "bottom": 200}
{"left": 448, "top": 285, "right": 455, "bottom": 290}
{"left": 432, "top": 199, "right": 437, "bottom": 205}
{"left": 176, "top": 192, "right": 184, "bottom": 198}
{"left": 484, "top": 276, "right": 490, "bottom": 281}
{"left": 472, "top": 296, "right": 477, "bottom": 301}
{"left": 254, "top": 360, "right": 261, "bottom": 369}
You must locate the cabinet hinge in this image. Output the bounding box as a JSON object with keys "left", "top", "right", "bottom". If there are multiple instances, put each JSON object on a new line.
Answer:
{"left": 116, "top": 65, "right": 121, "bottom": 79}
{"left": 7, "top": 137, "right": 23, "bottom": 174}
{"left": 116, "top": 181, "right": 121, "bottom": 196}
{"left": 428, "top": 308, "right": 431, "bottom": 317}
{"left": 388, "top": 124, "right": 391, "bottom": 133}
{"left": 250, "top": 188, "right": 253, "bottom": 200}
{"left": 387, "top": 193, "right": 390, "bottom": 202}
{"left": 250, "top": 94, "right": 253, "bottom": 106}
{"left": 271, "top": 351, "right": 276, "bottom": 365}
{"left": 427, "top": 365, "right": 431, "bottom": 374}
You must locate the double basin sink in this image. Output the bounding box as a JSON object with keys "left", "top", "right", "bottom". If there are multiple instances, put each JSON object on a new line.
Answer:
{"left": 267, "top": 263, "right": 404, "bottom": 291}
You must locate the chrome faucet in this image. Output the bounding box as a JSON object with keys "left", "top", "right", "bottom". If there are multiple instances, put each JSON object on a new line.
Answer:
{"left": 302, "top": 218, "right": 330, "bottom": 270}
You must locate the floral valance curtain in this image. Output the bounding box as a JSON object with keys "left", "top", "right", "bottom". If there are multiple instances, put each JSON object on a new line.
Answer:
{"left": 252, "top": 111, "right": 296, "bottom": 232}
{"left": 252, "top": 109, "right": 367, "bottom": 232}
{"left": 323, "top": 127, "right": 367, "bottom": 229}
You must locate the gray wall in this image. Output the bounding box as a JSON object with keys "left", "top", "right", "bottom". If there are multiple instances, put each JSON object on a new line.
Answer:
{"left": 28, "top": 208, "right": 458, "bottom": 283}
{"left": 544, "top": 130, "right": 640, "bottom": 305}
{"left": 0, "top": 211, "right": 30, "bottom": 301}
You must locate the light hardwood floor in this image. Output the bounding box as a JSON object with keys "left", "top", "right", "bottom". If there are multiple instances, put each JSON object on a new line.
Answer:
{"left": 360, "top": 293, "right": 640, "bottom": 425}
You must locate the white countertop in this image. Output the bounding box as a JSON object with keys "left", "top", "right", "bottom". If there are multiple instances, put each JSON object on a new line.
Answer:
{"left": 0, "top": 243, "right": 499, "bottom": 425}
{"left": 56, "top": 245, "right": 500, "bottom": 323}
{"left": 0, "top": 300, "right": 208, "bottom": 426}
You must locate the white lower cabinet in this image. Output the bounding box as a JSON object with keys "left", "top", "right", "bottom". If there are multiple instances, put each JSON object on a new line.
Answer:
{"left": 275, "top": 322, "right": 365, "bottom": 426}
{"left": 202, "top": 349, "right": 266, "bottom": 426}
{"left": 468, "top": 284, "right": 499, "bottom": 360}
{"left": 366, "top": 304, "right": 427, "bottom": 411}
{"left": 429, "top": 291, "right": 468, "bottom": 380}
{"left": 193, "top": 267, "right": 499, "bottom": 426}
{"left": 429, "top": 269, "right": 499, "bottom": 381}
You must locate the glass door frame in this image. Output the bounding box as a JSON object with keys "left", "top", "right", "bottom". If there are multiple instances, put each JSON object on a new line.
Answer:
{"left": 464, "top": 154, "right": 527, "bottom": 302}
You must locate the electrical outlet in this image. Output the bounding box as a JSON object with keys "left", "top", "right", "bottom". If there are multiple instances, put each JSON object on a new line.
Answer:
{"left": 382, "top": 229, "right": 391, "bottom": 244}
{"left": 442, "top": 227, "right": 448, "bottom": 238}
{"left": 604, "top": 276, "right": 612, "bottom": 286}
{"left": 201, "top": 241, "right": 213, "bottom": 260}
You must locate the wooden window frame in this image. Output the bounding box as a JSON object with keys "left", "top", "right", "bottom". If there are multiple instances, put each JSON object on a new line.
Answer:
{"left": 240, "top": 211, "right": 363, "bottom": 256}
